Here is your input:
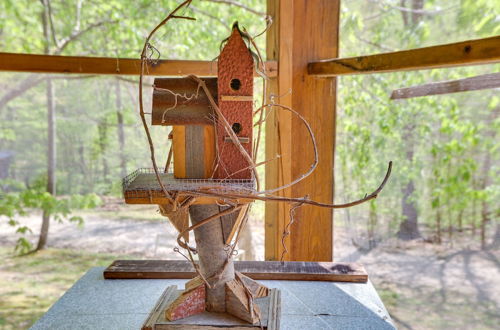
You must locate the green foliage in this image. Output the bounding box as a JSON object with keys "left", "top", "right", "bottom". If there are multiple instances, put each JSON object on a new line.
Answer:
{"left": 337, "top": 0, "right": 499, "bottom": 244}
{"left": 0, "top": 180, "right": 101, "bottom": 253}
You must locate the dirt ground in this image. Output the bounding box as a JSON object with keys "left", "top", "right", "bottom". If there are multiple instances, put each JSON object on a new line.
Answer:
{"left": 0, "top": 201, "right": 498, "bottom": 329}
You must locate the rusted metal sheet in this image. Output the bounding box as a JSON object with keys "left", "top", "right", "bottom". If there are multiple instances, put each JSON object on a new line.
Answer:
{"left": 214, "top": 25, "right": 254, "bottom": 179}
{"left": 151, "top": 77, "right": 218, "bottom": 126}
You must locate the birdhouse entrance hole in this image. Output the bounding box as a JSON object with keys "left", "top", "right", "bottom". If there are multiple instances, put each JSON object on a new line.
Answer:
{"left": 230, "top": 78, "right": 241, "bottom": 91}
{"left": 231, "top": 122, "right": 243, "bottom": 134}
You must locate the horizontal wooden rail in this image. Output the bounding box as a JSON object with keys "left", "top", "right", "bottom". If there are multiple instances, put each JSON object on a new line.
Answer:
{"left": 0, "top": 52, "right": 277, "bottom": 77}
{"left": 308, "top": 36, "right": 500, "bottom": 77}
{"left": 391, "top": 72, "right": 500, "bottom": 99}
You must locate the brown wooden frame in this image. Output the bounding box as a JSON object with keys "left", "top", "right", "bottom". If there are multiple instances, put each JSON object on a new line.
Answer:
{"left": 308, "top": 36, "right": 500, "bottom": 76}
{"left": 0, "top": 52, "right": 277, "bottom": 77}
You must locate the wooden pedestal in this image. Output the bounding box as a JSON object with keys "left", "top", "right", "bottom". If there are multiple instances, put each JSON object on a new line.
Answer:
{"left": 142, "top": 286, "right": 281, "bottom": 330}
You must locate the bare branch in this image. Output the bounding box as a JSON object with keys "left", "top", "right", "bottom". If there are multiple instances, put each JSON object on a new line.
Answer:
{"left": 202, "top": 0, "right": 266, "bottom": 16}
{"left": 0, "top": 76, "right": 44, "bottom": 110}
{"left": 355, "top": 35, "right": 395, "bottom": 52}
{"left": 189, "top": 5, "right": 230, "bottom": 30}
{"left": 369, "top": 0, "right": 457, "bottom": 16}
{"left": 43, "top": 0, "right": 60, "bottom": 48}
{"left": 55, "top": 19, "right": 116, "bottom": 55}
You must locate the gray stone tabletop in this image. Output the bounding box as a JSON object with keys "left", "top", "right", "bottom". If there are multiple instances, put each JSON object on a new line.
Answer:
{"left": 31, "top": 267, "right": 395, "bottom": 330}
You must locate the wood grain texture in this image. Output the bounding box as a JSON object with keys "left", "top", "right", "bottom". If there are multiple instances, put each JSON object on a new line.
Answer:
{"left": 185, "top": 125, "right": 207, "bottom": 178}
{"left": 391, "top": 72, "right": 500, "bottom": 99}
{"left": 173, "top": 126, "right": 186, "bottom": 179}
{"left": 0, "top": 52, "right": 277, "bottom": 77}
{"left": 172, "top": 125, "right": 215, "bottom": 179}
{"left": 103, "top": 260, "right": 368, "bottom": 282}
{"left": 265, "top": 0, "right": 338, "bottom": 261}
{"left": 152, "top": 78, "right": 217, "bottom": 126}
{"left": 223, "top": 204, "right": 249, "bottom": 245}
{"left": 308, "top": 36, "right": 500, "bottom": 76}
{"left": 235, "top": 272, "right": 269, "bottom": 298}
{"left": 226, "top": 279, "right": 260, "bottom": 324}
{"left": 142, "top": 286, "right": 177, "bottom": 330}
{"left": 265, "top": 0, "right": 293, "bottom": 262}
{"left": 190, "top": 204, "right": 235, "bottom": 312}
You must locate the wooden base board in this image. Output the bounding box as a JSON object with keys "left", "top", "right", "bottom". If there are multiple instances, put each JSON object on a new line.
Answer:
{"left": 142, "top": 286, "right": 281, "bottom": 330}
{"left": 104, "top": 260, "right": 368, "bottom": 283}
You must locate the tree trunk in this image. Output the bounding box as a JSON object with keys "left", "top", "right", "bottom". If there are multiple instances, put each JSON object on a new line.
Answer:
{"left": 489, "top": 223, "right": 500, "bottom": 250}
{"left": 436, "top": 207, "right": 442, "bottom": 244}
{"left": 37, "top": 77, "right": 56, "bottom": 251}
{"left": 396, "top": 0, "right": 425, "bottom": 242}
{"left": 115, "top": 80, "right": 127, "bottom": 178}
{"left": 481, "top": 200, "right": 488, "bottom": 250}
{"left": 479, "top": 110, "right": 493, "bottom": 249}
{"left": 189, "top": 204, "right": 235, "bottom": 312}
{"left": 398, "top": 180, "right": 421, "bottom": 240}
{"left": 97, "top": 120, "right": 109, "bottom": 183}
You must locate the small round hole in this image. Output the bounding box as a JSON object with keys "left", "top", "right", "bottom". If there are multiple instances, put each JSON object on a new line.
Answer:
{"left": 232, "top": 123, "right": 243, "bottom": 134}
{"left": 230, "top": 78, "right": 241, "bottom": 91}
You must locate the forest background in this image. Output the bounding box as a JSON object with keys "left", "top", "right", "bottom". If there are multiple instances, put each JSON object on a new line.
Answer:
{"left": 0, "top": 0, "right": 498, "bottom": 329}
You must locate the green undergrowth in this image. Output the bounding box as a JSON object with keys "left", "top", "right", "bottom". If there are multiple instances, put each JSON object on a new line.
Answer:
{"left": 0, "top": 247, "right": 133, "bottom": 329}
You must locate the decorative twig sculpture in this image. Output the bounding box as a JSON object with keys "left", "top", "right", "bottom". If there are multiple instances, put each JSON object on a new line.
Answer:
{"left": 123, "top": 0, "right": 392, "bottom": 327}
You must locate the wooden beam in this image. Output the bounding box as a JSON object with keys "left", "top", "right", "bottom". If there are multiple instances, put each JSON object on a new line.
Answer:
{"left": 308, "top": 36, "right": 500, "bottom": 77}
{"left": 391, "top": 72, "right": 500, "bottom": 99}
{"left": 265, "top": 0, "right": 338, "bottom": 261}
{"left": 0, "top": 52, "right": 277, "bottom": 77}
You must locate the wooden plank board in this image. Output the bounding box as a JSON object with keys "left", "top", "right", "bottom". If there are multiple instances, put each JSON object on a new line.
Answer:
{"left": 265, "top": 0, "right": 338, "bottom": 261}
{"left": 104, "top": 260, "right": 368, "bottom": 282}
{"left": 265, "top": 0, "right": 293, "bottom": 263}
{"left": 0, "top": 52, "right": 277, "bottom": 77}
{"left": 391, "top": 72, "right": 500, "bottom": 99}
{"left": 151, "top": 77, "right": 217, "bottom": 126}
{"left": 308, "top": 36, "right": 500, "bottom": 77}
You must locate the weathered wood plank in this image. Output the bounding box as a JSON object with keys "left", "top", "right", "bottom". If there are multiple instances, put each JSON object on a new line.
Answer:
{"left": 0, "top": 52, "right": 278, "bottom": 77}
{"left": 142, "top": 286, "right": 178, "bottom": 330}
{"left": 265, "top": 0, "right": 338, "bottom": 261}
{"left": 226, "top": 279, "right": 260, "bottom": 324}
{"left": 308, "top": 36, "right": 500, "bottom": 77}
{"left": 103, "top": 260, "right": 368, "bottom": 282}
{"left": 391, "top": 72, "right": 500, "bottom": 99}
{"left": 152, "top": 77, "right": 217, "bottom": 126}
{"left": 185, "top": 125, "right": 208, "bottom": 178}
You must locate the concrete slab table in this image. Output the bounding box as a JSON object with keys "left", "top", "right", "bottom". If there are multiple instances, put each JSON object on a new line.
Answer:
{"left": 31, "top": 267, "right": 395, "bottom": 330}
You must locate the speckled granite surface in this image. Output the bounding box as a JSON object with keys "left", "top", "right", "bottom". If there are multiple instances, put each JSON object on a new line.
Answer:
{"left": 31, "top": 267, "right": 394, "bottom": 330}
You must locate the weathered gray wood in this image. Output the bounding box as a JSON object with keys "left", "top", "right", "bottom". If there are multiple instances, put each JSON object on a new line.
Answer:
{"left": 185, "top": 125, "right": 206, "bottom": 178}
{"left": 103, "top": 260, "right": 368, "bottom": 282}
{"left": 391, "top": 72, "right": 500, "bottom": 99}
{"left": 142, "top": 286, "right": 178, "bottom": 330}
{"left": 267, "top": 289, "right": 280, "bottom": 330}
{"left": 225, "top": 279, "right": 260, "bottom": 324}
{"left": 190, "top": 204, "right": 235, "bottom": 312}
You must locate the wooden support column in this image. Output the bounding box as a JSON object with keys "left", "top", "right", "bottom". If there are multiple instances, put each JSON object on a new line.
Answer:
{"left": 265, "top": 0, "right": 339, "bottom": 261}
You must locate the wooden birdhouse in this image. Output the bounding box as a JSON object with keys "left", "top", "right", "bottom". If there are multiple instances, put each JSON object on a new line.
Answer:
{"left": 121, "top": 23, "right": 267, "bottom": 326}
{"left": 150, "top": 22, "right": 254, "bottom": 181}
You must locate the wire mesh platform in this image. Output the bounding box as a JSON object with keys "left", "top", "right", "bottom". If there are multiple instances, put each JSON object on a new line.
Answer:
{"left": 123, "top": 168, "right": 256, "bottom": 205}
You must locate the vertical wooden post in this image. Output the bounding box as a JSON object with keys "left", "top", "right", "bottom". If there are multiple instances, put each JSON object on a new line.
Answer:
{"left": 265, "top": 0, "right": 339, "bottom": 261}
